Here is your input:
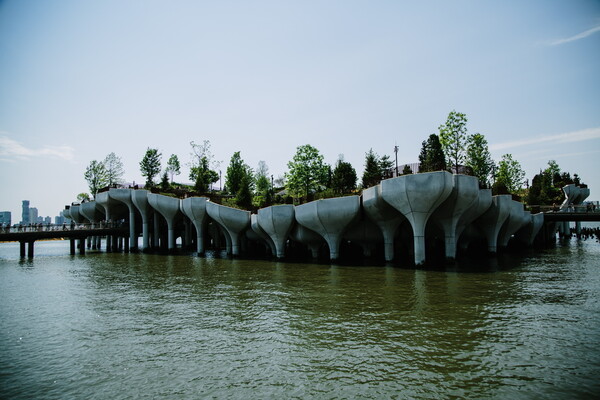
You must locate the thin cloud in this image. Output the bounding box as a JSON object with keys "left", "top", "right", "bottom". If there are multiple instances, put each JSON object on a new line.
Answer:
{"left": 530, "top": 149, "right": 600, "bottom": 161}
{"left": 550, "top": 25, "right": 600, "bottom": 46}
{"left": 0, "top": 135, "right": 75, "bottom": 161}
{"left": 490, "top": 127, "right": 600, "bottom": 151}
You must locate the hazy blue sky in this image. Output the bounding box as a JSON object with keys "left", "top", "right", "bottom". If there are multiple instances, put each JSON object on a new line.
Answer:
{"left": 1, "top": 0, "right": 599, "bottom": 220}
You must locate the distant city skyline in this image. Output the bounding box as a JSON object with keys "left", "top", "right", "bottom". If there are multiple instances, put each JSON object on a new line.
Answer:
{"left": 1, "top": 1, "right": 599, "bottom": 218}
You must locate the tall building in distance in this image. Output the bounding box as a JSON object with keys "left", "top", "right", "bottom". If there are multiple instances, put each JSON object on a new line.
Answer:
{"left": 29, "top": 207, "right": 38, "bottom": 224}
{"left": 21, "top": 200, "right": 30, "bottom": 225}
{"left": 0, "top": 211, "right": 11, "bottom": 227}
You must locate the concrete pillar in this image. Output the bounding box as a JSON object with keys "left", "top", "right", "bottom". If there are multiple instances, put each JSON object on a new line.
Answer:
{"left": 257, "top": 205, "right": 295, "bottom": 259}
{"left": 342, "top": 216, "right": 383, "bottom": 258}
{"left": 455, "top": 189, "right": 492, "bottom": 249}
{"left": 498, "top": 201, "right": 530, "bottom": 248}
{"left": 362, "top": 185, "right": 406, "bottom": 262}
{"left": 109, "top": 188, "right": 137, "bottom": 250}
{"left": 206, "top": 202, "right": 250, "bottom": 256}
{"left": 381, "top": 171, "right": 454, "bottom": 265}
{"left": 430, "top": 174, "right": 480, "bottom": 260}
{"left": 70, "top": 239, "right": 76, "bottom": 255}
{"left": 131, "top": 190, "right": 151, "bottom": 251}
{"left": 290, "top": 224, "right": 324, "bottom": 258}
{"left": 515, "top": 213, "right": 545, "bottom": 246}
{"left": 295, "top": 195, "right": 361, "bottom": 261}
{"left": 474, "top": 195, "right": 511, "bottom": 253}
{"left": 250, "top": 214, "right": 276, "bottom": 256}
{"left": 28, "top": 241, "right": 34, "bottom": 258}
{"left": 96, "top": 192, "right": 113, "bottom": 252}
{"left": 180, "top": 197, "right": 209, "bottom": 255}
{"left": 148, "top": 193, "right": 181, "bottom": 251}
{"left": 20, "top": 241, "right": 26, "bottom": 258}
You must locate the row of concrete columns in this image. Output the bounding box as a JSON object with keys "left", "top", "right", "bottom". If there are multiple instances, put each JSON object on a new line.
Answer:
{"left": 65, "top": 171, "right": 546, "bottom": 265}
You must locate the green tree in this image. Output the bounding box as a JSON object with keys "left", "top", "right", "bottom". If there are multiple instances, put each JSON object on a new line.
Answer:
{"left": 140, "top": 148, "right": 162, "bottom": 188}
{"left": 418, "top": 134, "right": 447, "bottom": 172}
{"left": 77, "top": 192, "right": 91, "bottom": 202}
{"left": 225, "top": 151, "right": 250, "bottom": 195}
{"left": 84, "top": 159, "right": 108, "bottom": 197}
{"left": 401, "top": 164, "right": 413, "bottom": 175}
{"left": 494, "top": 154, "right": 525, "bottom": 194}
{"left": 332, "top": 156, "right": 357, "bottom": 195}
{"left": 438, "top": 110, "right": 468, "bottom": 173}
{"left": 236, "top": 171, "right": 253, "bottom": 209}
{"left": 465, "top": 133, "right": 494, "bottom": 187}
{"left": 190, "top": 157, "right": 219, "bottom": 194}
{"left": 253, "top": 161, "right": 272, "bottom": 207}
{"left": 189, "top": 140, "right": 219, "bottom": 193}
{"left": 166, "top": 154, "right": 181, "bottom": 183}
{"left": 362, "top": 149, "right": 380, "bottom": 188}
{"left": 379, "top": 155, "right": 393, "bottom": 179}
{"left": 103, "top": 152, "right": 124, "bottom": 186}
{"left": 285, "top": 144, "right": 329, "bottom": 201}
{"left": 160, "top": 170, "right": 170, "bottom": 191}
{"left": 361, "top": 148, "right": 396, "bottom": 188}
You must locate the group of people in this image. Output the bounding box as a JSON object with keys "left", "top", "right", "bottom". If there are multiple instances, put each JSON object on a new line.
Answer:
{"left": 573, "top": 227, "right": 600, "bottom": 242}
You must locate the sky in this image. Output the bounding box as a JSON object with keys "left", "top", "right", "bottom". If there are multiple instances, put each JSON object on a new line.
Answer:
{"left": 1, "top": 0, "right": 599, "bottom": 221}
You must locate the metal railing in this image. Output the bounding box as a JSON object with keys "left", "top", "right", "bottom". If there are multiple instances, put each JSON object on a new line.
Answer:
{"left": 0, "top": 222, "right": 125, "bottom": 235}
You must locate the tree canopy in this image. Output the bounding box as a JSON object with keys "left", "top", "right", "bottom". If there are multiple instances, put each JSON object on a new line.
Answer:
{"left": 166, "top": 154, "right": 181, "bottom": 183}
{"left": 140, "top": 148, "right": 162, "bottom": 188}
{"left": 418, "top": 134, "right": 447, "bottom": 172}
{"left": 361, "top": 149, "right": 393, "bottom": 188}
{"left": 332, "top": 156, "right": 357, "bottom": 195}
{"left": 104, "top": 152, "right": 124, "bottom": 186}
{"left": 465, "top": 133, "right": 494, "bottom": 187}
{"left": 494, "top": 154, "right": 525, "bottom": 194}
{"left": 438, "top": 110, "right": 468, "bottom": 173}
{"left": 84, "top": 159, "right": 108, "bottom": 197}
{"left": 285, "top": 144, "right": 329, "bottom": 201}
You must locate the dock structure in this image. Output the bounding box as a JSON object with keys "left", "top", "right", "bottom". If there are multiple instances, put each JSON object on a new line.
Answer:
{"left": 0, "top": 225, "right": 128, "bottom": 258}
{"left": 2, "top": 173, "right": 596, "bottom": 263}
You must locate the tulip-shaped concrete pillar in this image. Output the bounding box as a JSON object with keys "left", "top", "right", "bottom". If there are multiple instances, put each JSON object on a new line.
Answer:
{"left": 206, "top": 202, "right": 250, "bottom": 256}
{"left": 455, "top": 189, "right": 492, "bottom": 244}
{"left": 131, "top": 190, "right": 151, "bottom": 251}
{"left": 342, "top": 216, "right": 383, "bottom": 257}
{"left": 147, "top": 193, "right": 181, "bottom": 251}
{"left": 498, "top": 201, "right": 530, "bottom": 248}
{"left": 515, "top": 213, "right": 545, "bottom": 246}
{"left": 109, "top": 188, "right": 137, "bottom": 250}
{"left": 257, "top": 205, "right": 295, "bottom": 258}
{"left": 69, "top": 205, "right": 85, "bottom": 224}
{"left": 431, "top": 174, "right": 480, "bottom": 260}
{"left": 180, "top": 197, "right": 208, "bottom": 255}
{"left": 295, "top": 196, "right": 360, "bottom": 260}
{"left": 250, "top": 214, "right": 276, "bottom": 256}
{"left": 362, "top": 185, "right": 406, "bottom": 262}
{"left": 474, "top": 195, "right": 511, "bottom": 253}
{"left": 80, "top": 201, "right": 106, "bottom": 249}
{"left": 290, "top": 224, "right": 324, "bottom": 258}
{"left": 381, "top": 171, "right": 453, "bottom": 265}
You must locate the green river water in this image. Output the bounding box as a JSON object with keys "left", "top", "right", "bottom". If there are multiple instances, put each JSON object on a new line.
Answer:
{"left": 1, "top": 238, "right": 599, "bottom": 399}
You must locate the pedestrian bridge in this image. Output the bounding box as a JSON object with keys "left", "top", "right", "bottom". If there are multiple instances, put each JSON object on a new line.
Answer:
{"left": 0, "top": 224, "right": 128, "bottom": 258}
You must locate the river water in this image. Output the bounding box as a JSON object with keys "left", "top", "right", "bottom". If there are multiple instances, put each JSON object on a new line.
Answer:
{"left": 1, "top": 238, "right": 599, "bottom": 399}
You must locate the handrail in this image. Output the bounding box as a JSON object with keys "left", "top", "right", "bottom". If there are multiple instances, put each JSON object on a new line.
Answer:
{"left": 0, "top": 222, "right": 126, "bottom": 234}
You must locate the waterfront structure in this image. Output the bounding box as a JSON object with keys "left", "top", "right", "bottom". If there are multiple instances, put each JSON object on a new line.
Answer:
{"left": 51, "top": 171, "right": 564, "bottom": 265}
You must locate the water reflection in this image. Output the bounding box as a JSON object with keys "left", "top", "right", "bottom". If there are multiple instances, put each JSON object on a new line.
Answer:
{"left": 1, "top": 240, "right": 599, "bottom": 398}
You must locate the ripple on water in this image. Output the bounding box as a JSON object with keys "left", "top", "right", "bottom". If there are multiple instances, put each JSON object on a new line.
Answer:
{"left": 1, "top": 240, "right": 600, "bottom": 399}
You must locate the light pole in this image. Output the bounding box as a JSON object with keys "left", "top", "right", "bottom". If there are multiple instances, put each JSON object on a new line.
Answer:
{"left": 394, "top": 144, "right": 399, "bottom": 177}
